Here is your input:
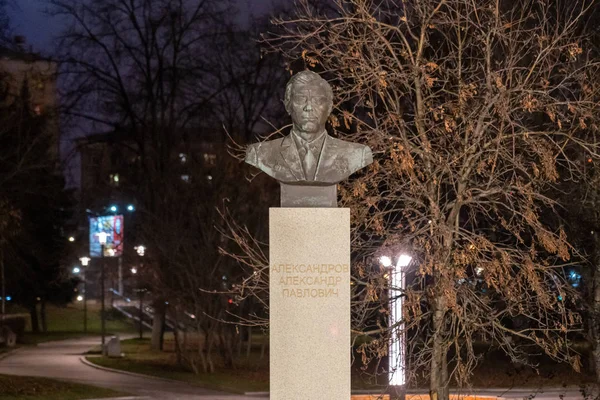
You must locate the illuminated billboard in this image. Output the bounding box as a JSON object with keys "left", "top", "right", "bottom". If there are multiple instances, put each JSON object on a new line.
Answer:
{"left": 89, "top": 215, "right": 124, "bottom": 257}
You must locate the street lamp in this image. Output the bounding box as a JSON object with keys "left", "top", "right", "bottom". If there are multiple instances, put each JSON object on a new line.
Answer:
{"left": 135, "top": 245, "right": 146, "bottom": 257}
{"left": 134, "top": 245, "right": 145, "bottom": 340}
{"left": 382, "top": 253, "right": 412, "bottom": 388}
{"left": 79, "top": 257, "right": 91, "bottom": 333}
{"left": 96, "top": 232, "right": 108, "bottom": 354}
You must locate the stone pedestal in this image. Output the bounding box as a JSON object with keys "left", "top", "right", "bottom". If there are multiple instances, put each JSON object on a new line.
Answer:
{"left": 106, "top": 335, "right": 122, "bottom": 358}
{"left": 269, "top": 208, "right": 350, "bottom": 399}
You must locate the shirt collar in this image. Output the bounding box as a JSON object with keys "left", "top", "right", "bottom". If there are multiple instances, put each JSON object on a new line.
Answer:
{"left": 292, "top": 129, "right": 327, "bottom": 150}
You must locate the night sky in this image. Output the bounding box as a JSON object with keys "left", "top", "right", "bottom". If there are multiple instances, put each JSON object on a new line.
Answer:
{"left": 8, "top": 0, "right": 282, "bottom": 54}
{"left": 7, "top": 0, "right": 284, "bottom": 187}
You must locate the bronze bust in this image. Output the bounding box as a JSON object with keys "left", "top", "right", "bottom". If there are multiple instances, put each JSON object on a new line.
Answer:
{"left": 245, "top": 71, "right": 372, "bottom": 207}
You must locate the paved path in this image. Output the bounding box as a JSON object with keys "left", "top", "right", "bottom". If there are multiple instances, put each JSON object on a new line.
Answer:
{"left": 0, "top": 335, "right": 596, "bottom": 400}
{"left": 0, "top": 336, "right": 263, "bottom": 400}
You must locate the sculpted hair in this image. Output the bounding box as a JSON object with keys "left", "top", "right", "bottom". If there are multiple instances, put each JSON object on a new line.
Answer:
{"left": 284, "top": 71, "right": 333, "bottom": 113}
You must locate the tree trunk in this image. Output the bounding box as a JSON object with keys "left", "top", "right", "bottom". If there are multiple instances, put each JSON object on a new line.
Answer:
{"left": 246, "top": 326, "right": 253, "bottom": 359}
{"left": 197, "top": 325, "right": 208, "bottom": 373}
{"left": 40, "top": 300, "right": 47, "bottom": 333}
{"left": 591, "top": 234, "right": 600, "bottom": 382}
{"left": 430, "top": 294, "right": 449, "bottom": 400}
{"left": 151, "top": 301, "right": 166, "bottom": 351}
{"left": 260, "top": 334, "right": 267, "bottom": 360}
{"left": 173, "top": 325, "right": 182, "bottom": 366}
{"left": 219, "top": 329, "right": 234, "bottom": 369}
{"left": 29, "top": 304, "right": 39, "bottom": 333}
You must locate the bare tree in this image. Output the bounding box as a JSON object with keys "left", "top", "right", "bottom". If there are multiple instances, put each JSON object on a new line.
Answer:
{"left": 51, "top": 0, "right": 288, "bottom": 351}
{"left": 223, "top": 0, "right": 600, "bottom": 397}
{"left": 51, "top": 0, "right": 232, "bottom": 350}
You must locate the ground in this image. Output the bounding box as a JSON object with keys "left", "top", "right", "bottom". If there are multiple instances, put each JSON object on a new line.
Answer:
{"left": 0, "top": 374, "right": 125, "bottom": 400}
{"left": 0, "top": 335, "right": 262, "bottom": 399}
{"left": 18, "top": 303, "right": 139, "bottom": 345}
{"left": 87, "top": 337, "right": 270, "bottom": 393}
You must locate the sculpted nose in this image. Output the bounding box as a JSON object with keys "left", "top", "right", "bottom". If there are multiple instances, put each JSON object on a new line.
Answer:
{"left": 303, "top": 100, "right": 313, "bottom": 111}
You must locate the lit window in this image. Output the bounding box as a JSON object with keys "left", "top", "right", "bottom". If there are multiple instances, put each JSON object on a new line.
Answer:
{"left": 203, "top": 153, "right": 217, "bottom": 165}
{"left": 109, "top": 174, "right": 120, "bottom": 186}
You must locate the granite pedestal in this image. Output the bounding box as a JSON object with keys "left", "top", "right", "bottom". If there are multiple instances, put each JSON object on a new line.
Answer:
{"left": 269, "top": 208, "right": 350, "bottom": 399}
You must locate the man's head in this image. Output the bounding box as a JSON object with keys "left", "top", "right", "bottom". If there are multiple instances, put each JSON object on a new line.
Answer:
{"left": 284, "top": 71, "right": 333, "bottom": 135}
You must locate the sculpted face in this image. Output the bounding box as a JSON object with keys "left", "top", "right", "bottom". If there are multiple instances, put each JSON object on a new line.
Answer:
{"left": 289, "top": 83, "right": 332, "bottom": 136}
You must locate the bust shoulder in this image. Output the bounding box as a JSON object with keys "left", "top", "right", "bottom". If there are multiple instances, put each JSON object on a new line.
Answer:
{"left": 325, "top": 135, "right": 373, "bottom": 166}
{"left": 245, "top": 137, "right": 286, "bottom": 167}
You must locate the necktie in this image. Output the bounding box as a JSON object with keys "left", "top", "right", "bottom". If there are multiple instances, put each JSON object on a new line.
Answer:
{"left": 301, "top": 142, "right": 317, "bottom": 181}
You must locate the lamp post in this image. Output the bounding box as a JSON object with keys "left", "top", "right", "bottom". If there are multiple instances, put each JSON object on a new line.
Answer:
{"left": 134, "top": 245, "right": 145, "bottom": 340}
{"left": 380, "top": 253, "right": 412, "bottom": 389}
{"left": 0, "top": 239, "right": 4, "bottom": 316}
{"left": 96, "top": 232, "right": 109, "bottom": 354}
{"left": 79, "top": 257, "right": 91, "bottom": 333}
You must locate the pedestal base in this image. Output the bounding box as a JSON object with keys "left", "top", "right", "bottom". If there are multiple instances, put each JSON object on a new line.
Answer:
{"left": 269, "top": 208, "right": 350, "bottom": 399}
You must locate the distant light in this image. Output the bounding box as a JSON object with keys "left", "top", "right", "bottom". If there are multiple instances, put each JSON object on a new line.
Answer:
{"left": 107, "top": 248, "right": 115, "bottom": 256}
{"left": 76, "top": 295, "right": 83, "bottom": 302}
{"left": 181, "top": 174, "right": 190, "bottom": 182}
{"left": 5, "top": 296, "right": 11, "bottom": 302}
{"left": 80, "top": 257, "right": 91, "bottom": 266}
{"left": 131, "top": 267, "right": 138, "bottom": 274}
{"left": 228, "top": 298, "right": 234, "bottom": 304}
{"left": 135, "top": 245, "right": 146, "bottom": 257}
{"left": 179, "top": 153, "right": 187, "bottom": 163}
{"left": 165, "top": 301, "right": 169, "bottom": 305}
{"left": 73, "top": 267, "right": 81, "bottom": 274}
{"left": 68, "top": 236, "right": 75, "bottom": 242}
{"left": 109, "top": 205, "right": 118, "bottom": 212}
{"left": 127, "top": 204, "right": 135, "bottom": 212}
{"left": 396, "top": 254, "right": 412, "bottom": 268}
{"left": 570, "top": 271, "right": 579, "bottom": 279}
{"left": 190, "top": 314, "right": 196, "bottom": 319}
{"left": 558, "top": 295, "right": 564, "bottom": 301}
{"left": 113, "top": 174, "right": 120, "bottom": 183}
{"left": 379, "top": 256, "right": 392, "bottom": 267}
{"left": 207, "top": 175, "right": 213, "bottom": 181}
{"left": 475, "top": 267, "right": 484, "bottom": 276}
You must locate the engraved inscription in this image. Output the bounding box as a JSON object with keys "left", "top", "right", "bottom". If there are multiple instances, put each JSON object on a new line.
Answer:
{"left": 271, "top": 263, "right": 349, "bottom": 298}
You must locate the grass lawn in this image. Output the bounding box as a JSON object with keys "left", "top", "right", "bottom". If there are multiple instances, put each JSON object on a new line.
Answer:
{"left": 0, "top": 374, "right": 127, "bottom": 400}
{"left": 87, "top": 337, "right": 270, "bottom": 393}
{"left": 84, "top": 335, "right": 596, "bottom": 393}
{"left": 20, "top": 303, "right": 139, "bottom": 345}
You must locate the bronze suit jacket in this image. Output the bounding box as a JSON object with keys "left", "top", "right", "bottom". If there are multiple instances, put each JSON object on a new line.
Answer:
{"left": 246, "top": 133, "right": 373, "bottom": 184}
